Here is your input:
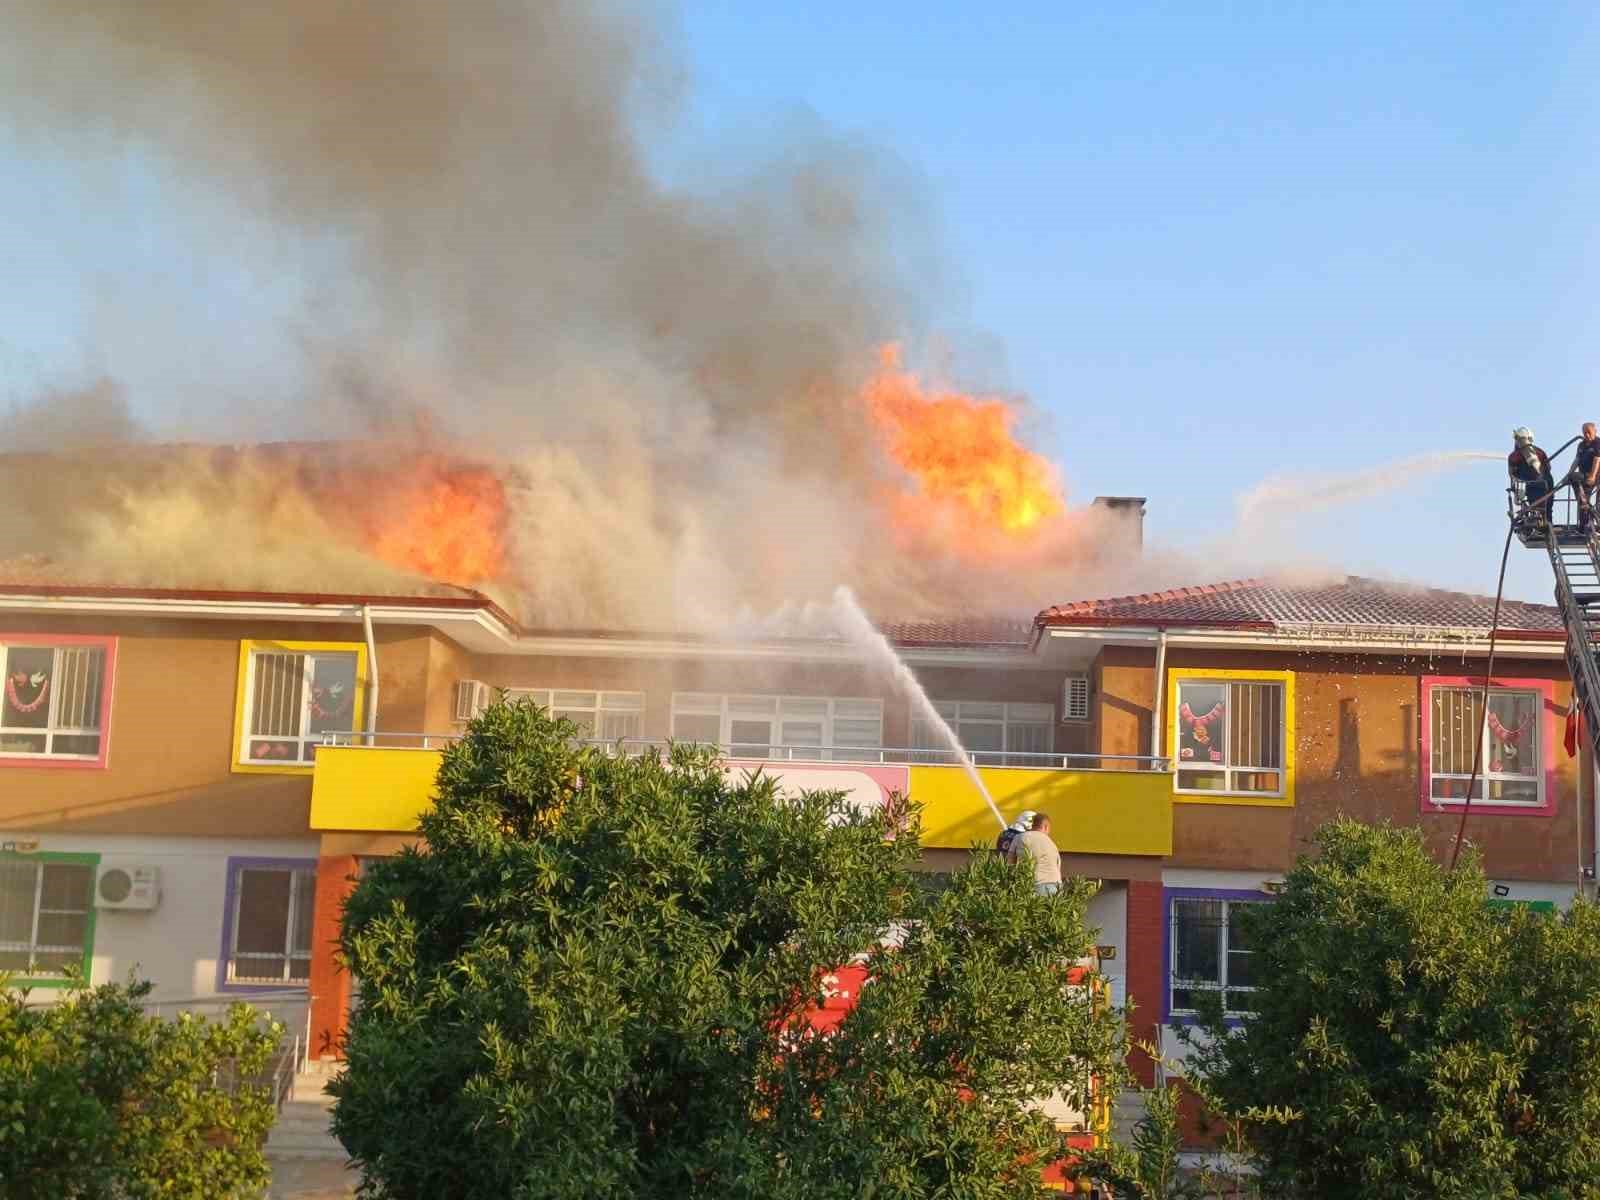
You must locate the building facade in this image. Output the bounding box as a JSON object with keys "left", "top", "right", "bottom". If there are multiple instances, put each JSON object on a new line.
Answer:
{"left": 0, "top": 574, "right": 1587, "bottom": 1086}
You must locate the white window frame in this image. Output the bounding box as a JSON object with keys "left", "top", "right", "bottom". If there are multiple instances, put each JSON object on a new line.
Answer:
{"left": 238, "top": 647, "right": 362, "bottom": 767}
{"left": 668, "top": 693, "right": 885, "bottom": 761}
{"left": 1169, "top": 896, "right": 1267, "bottom": 1019}
{"left": 0, "top": 642, "right": 109, "bottom": 761}
{"left": 225, "top": 865, "right": 316, "bottom": 985}
{"left": 1173, "top": 679, "right": 1285, "bottom": 797}
{"left": 0, "top": 857, "right": 95, "bottom": 979}
{"left": 506, "top": 688, "right": 646, "bottom": 742}
{"left": 911, "top": 700, "right": 1056, "bottom": 767}
{"left": 1427, "top": 685, "right": 1544, "bottom": 808}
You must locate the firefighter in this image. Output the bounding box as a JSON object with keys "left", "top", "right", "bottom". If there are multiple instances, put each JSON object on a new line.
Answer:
{"left": 1573, "top": 422, "right": 1600, "bottom": 534}
{"left": 1509, "top": 427, "right": 1556, "bottom": 531}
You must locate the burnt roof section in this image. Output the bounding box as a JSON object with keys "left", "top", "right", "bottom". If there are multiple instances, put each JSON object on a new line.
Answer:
{"left": 878, "top": 617, "right": 1037, "bottom": 649}
{"left": 1037, "top": 576, "right": 1564, "bottom": 638}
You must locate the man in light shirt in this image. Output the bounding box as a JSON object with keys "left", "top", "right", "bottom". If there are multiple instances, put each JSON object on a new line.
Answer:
{"left": 1015, "top": 812, "right": 1062, "bottom": 896}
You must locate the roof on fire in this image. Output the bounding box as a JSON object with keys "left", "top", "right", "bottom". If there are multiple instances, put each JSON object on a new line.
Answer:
{"left": 1036, "top": 575, "right": 1564, "bottom": 639}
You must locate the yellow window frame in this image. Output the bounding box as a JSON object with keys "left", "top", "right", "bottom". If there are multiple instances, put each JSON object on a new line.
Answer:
{"left": 232, "top": 639, "right": 369, "bottom": 775}
{"left": 1167, "top": 667, "right": 1296, "bottom": 807}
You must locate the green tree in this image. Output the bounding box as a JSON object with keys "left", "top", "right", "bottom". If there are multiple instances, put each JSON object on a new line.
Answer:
{"left": 0, "top": 974, "right": 279, "bottom": 1200}
{"left": 1188, "top": 819, "right": 1600, "bottom": 1199}
{"left": 331, "top": 699, "right": 1125, "bottom": 1199}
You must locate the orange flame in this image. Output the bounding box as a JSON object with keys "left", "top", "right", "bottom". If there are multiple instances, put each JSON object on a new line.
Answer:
{"left": 321, "top": 452, "right": 508, "bottom": 586}
{"left": 863, "top": 344, "right": 1065, "bottom": 543}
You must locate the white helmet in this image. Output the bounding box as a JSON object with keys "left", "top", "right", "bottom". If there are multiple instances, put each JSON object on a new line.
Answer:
{"left": 1514, "top": 426, "right": 1535, "bottom": 445}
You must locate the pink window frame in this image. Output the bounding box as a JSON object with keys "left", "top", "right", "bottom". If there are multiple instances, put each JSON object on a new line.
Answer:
{"left": 0, "top": 634, "right": 117, "bottom": 770}
{"left": 1419, "top": 674, "right": 1556, "bottom": 818}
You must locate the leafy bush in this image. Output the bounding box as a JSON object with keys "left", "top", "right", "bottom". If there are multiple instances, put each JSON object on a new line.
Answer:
{"left": 332, "top": 699, "right": 1125, "bottom": 1199}
{"left": 0, "top": 974, "right": 280, "bottom": 1200}
{"left": 1189, "top": 819, "right": 1600, "bottom": 1199}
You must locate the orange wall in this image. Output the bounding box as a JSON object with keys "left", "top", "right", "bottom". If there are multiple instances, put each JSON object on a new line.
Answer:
{"left": 1092, "top": 644, "right": 1586, "bottom": 882}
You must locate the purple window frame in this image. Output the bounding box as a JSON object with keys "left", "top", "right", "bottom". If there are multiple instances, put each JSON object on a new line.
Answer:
{"left": 215, "top": 856, "right": 317, "bottom": 994}
{"left": 1162, "top": 886, "right": 1274, "bottom": 1028}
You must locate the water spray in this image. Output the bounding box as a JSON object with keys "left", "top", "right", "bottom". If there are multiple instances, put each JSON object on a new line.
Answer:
{"left": 830, "top": 585, "right": 1008, "bottom": 832}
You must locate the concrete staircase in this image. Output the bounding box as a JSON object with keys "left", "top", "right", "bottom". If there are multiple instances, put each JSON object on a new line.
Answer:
{"left": 266, "top": 1062, "right": 346, "bottom": 1162}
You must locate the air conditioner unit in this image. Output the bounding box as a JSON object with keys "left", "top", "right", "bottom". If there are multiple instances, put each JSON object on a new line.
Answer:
{"left": 96, "top": 862, "right": 162, "bottom": 911}
{"left": 1062, "top": 673, "right": 1090, "bottom": 722}
{"left": 454, "top": 679, "right": 490, "bottom": 723}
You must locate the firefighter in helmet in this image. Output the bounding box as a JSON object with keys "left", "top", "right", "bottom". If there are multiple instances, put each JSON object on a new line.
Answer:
{"left": 1509, "top": 426, "right": 1556, "bottom": 532}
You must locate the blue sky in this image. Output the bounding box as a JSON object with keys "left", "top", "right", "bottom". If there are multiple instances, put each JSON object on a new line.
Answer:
{"left": 2, "top": 4, "right": 1597, "bottom": 604}
{"left": 667, "top": 2, "right": 1600, "bottom": 602}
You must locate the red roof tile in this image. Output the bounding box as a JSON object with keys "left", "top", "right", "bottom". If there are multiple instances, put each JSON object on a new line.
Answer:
{"left": 1037, "top": 576, "right": 1563, "bottom": 638}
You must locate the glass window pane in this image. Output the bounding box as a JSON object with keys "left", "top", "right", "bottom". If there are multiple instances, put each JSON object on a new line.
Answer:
{"left": 1173, "top": 900, "right": 1222, "bottom": 985}
{"left": 1230, "top": 770, "right": 1281, "bottom": 794}
{"left": 672, "top": 713, "right": 721, "bottom": 743}
{"left": 235, "top": 869, "right": 293, "bottom": 956}
{"left": 957, "top": 701, "right": 1004, "bottom": 720}
{"left": 834, "top": 699, "right": 883, "bottom": 722}
{"left": 1229, "top": 683, "right": 1281, "bottom": 770}
{"left": 2, "top": 646, "right": 54, "bottom": 730}
{"left": 288, "top": 955, "right": 312, "bottom": 984}
{"left": 1177, "top": 683, "right": 1226, "bottom": 767}
{"left": 957, "top": 722, "right": 1004, "bottom": 753}
{"left": 0, "top": 862, "right": 38, "bottom": 944}
{"left": 554, "top": 710, "right": 595, "bottom": 737}
{"left": 833, "top": 717, "right": 882, "bottom": 749}
{"left": 1225, "top": 988, "right": 1261, "bottom": 1014}
{"left": 52, "top": 647, "right": 106, "bottom": 731}
{"left": 1486, "top": 691, "right": 1538, "bottom": 778}
{"left": 1006, "top": 702, "right": 1054, "bottom": 723}
{"left": 1006, "top": 723, "right": 1051, "bottom": 756}
{"left": 672, "top": 693, "right": 722, "bottom": 714}
{"left": 50, "top": 734, "right": 101, "bottom": 758}
{"left": 306, "top": 654, "right": 358, "bottom": 736}
{"left": 729, "top": 720, "right": 771, "bottom": 755}
{"left": 552, "top": 690, "right": 597, "bottom": 710}
{"left": 36, "top": 912, "right": 87, "bottom": 951}
{"left": 1486, "top": 778, "right": 1540, "bottom": 805}
{"left": 234, "top": 955, "right": 288, "bottom": 982}
{"left": 250, "top": 653, "right": 306, "bottom": 738}
{"left": 1177, "top": 768, "right": 1227, "bottom": 791}
{"left": 910, "top": 720, "right": 940, "bottom": 751}
{"left": 780, "top": 721, "right": 824, "bottom": 747}
{"left": 778, "top": 697, "right": 828, "bottom": 720}
{"left": 727, "top": 695, "right": 777, "bottom": 718}
{"left": 0, "top": 948, "right": 31, "bottom": 973}
{"left": 291, "top": 872, "right": 316, "bottom": 957}
{"left": 30, "top": 950, "right": 81, "bottom": 976}
{"left": 1171, "top": 986, "right": 1204, "bottom": 1012}
{"left": 0, "top": 733, "right": 47, "bottom": 754}
{"left": 599, "top": 712, "right": 642, "bottom": 741}
{"left": 599, "top": 692, "right": 643, "bottom": 712}
{"left": 38, "top": 865, "right": 91, "bottom": 912}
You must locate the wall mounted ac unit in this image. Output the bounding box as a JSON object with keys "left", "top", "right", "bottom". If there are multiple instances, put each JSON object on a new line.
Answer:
{"left": 454, "top": 679, "right": 490, "bottom": 723}
{"left": 96, "top": 862, "right": 162, "bottom": 911}
{"left": 1062, "top": 674, "right": 1091, "bottom": 722}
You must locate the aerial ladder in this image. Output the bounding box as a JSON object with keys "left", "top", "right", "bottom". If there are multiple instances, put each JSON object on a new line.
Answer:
{"left": 1510, "top": 453, "right": 1600, "bottom": 762}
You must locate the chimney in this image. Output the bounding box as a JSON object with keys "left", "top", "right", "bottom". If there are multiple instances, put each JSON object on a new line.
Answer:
{"left": 1090, "top": 495, "right": 1145, "bottom": 551}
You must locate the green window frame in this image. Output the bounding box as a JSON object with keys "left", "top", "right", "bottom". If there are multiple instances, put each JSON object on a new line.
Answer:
{"left": 0, "top": 851, "right": 99, "bottom": 988}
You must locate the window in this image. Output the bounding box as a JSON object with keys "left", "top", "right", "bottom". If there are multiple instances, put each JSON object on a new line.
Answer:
{"left": 1428, "top": 685, "right": 1543, "bottom": 807}
{"left": 912, "top": 700, "right": 1055, "bottom": 766}
{"left": 220, "top": 860, "right": 316, "bottom": 986}
{"left": 1169, "top": 894, "right": 1268, "bottom": 1019}
{"left": 1063, "top": 674, "right": 1091, "bottom": 722}
{"left": 1173, "top": 678, "right": 1285, "bottom": 796}
{"left": 0, "top": 639, "right": 113, "bottom": 764}
{"left": 235, "top": 641, "right": 366, "bottom": 769}
{"left": 508, "top": 689, "right": 644, "bottom": 741}
{"left": 0, "top": 855, "right": 97, "bottom": 983}
{"left": 669, "top": 694, "right": 884, "bottom": 761}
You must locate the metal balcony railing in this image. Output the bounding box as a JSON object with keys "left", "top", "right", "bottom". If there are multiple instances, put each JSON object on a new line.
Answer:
{"left": 319, "top": 731, "right": 1170, "bottom": 773}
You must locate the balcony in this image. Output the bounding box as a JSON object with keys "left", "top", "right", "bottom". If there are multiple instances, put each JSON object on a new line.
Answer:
{"left": 309, "top": 736, "right": 1173, "bottom": 858}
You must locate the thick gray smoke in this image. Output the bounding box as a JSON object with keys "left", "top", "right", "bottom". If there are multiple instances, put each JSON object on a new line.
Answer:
{"left": 0, "top": 0, "right": 1140, "bottom": 627}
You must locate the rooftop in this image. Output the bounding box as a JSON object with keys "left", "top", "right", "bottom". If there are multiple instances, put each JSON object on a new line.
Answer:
{"left": 1036, "top": 575, "right": 1563, "bottom": 638}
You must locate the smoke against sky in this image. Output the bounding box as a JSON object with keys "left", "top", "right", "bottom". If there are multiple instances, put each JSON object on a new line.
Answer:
{"left": 0, "top": 2, "right": 1515, "bottom": 626}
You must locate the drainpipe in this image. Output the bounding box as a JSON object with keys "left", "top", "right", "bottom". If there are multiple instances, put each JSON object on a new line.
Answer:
{"left": 361, "top": 605, "right": 379, "bottom": 747}
{"left": 1150, "top": 628, "right": 1168, "bottom": 767}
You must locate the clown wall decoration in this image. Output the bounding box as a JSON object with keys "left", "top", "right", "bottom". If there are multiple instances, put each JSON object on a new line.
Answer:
{"left": 1179, "top": 698, "right": 1224, "bottom": 764}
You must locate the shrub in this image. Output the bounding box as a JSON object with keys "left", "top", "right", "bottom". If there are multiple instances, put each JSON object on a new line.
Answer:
{"left": 0, "top": 974, "right": 280, "bottom": 1199}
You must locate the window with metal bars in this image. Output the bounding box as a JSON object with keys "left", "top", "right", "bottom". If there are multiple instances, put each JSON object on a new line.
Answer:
{"left": 240, "top": 646, "right": 361, "bottom": 766}
{"left": 223, "top": 862, "right": 316, "bottom": 985}
{"left": 0, "top": 855, "right": 96, "bottom": 982}
{"left": 0, "top": 640, "right": 111, "bottom": 762}
{"left": 1169, "top": 895, "right": 1268, "bottom": 1018}
{"left": 1428, "top": 684, "right": 1543, "bottom": 807}
{"left": 1174, "top": 679, "right": 1284, "bottom": 795}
